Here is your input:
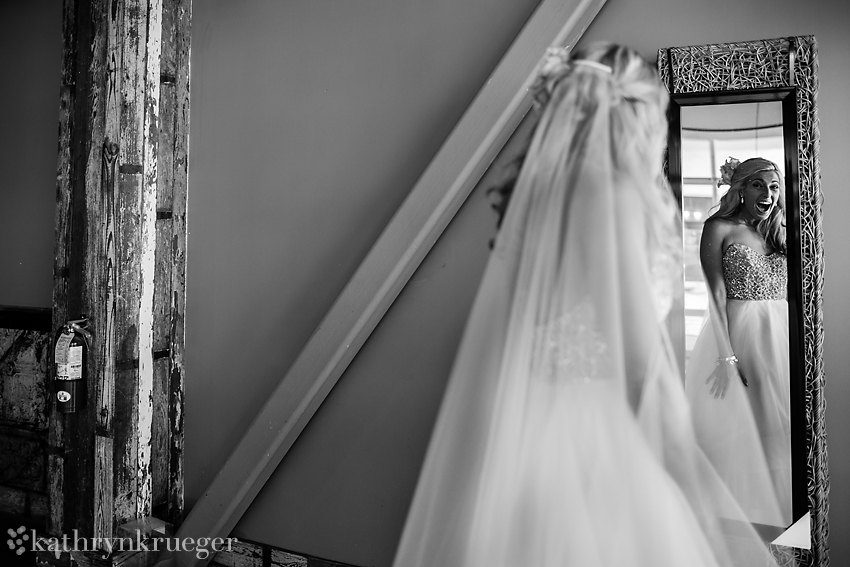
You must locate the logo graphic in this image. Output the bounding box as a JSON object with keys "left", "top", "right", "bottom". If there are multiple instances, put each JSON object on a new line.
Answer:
{"left": 2, "top": 525, "right": 236, "bottom": 561}
{"left": 6, "top": 526, "right": 29, "bottom": 556}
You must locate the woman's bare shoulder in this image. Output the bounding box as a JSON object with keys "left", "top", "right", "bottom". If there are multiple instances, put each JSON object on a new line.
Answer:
{"left": 702, "top": 216, "right": 737, "bottom": 236}
{"left": 700, "top": 216, "right": 740, "bottom": 256}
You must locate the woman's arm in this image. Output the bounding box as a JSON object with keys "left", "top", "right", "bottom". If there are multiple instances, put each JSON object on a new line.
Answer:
{"left": 699, "top": 219, "right": 746, "bottom": 397}
{"left": 699, "top": 219, "right": 730, "bottom": 337}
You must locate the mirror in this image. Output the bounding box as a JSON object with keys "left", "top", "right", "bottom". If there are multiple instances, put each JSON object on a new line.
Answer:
{"left": 680, "top": 101, "right": 785, "bottom": 360}
{"left": 659, "top": 36, "right": 825, "bottom": 565}
{"left": 680, "top": 100, "right": 792, "bottom": 532}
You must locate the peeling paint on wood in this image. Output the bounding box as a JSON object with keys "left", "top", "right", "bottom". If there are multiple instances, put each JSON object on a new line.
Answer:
{"left": 98, "top": 140, "right": 119, "bottom": 433}
{"left": 93, "top": 434, "right": 114, "bottom": 542}
{"left": 49, "top": 0, "right": 191, "bottom": 545}
{"left": 0, "top": 329, "right": 50, "bottom": 429}
{"left": 68, "top": 0, "right": 111, "bottom": 540}
{"left": 209, "top": 540, "right": 263, "bottom": 567}
{"left": 151, "top": 0, "right": 177, "bottom": 522}
{"left": 167, "top": 0, "right": 191, "bottom": 526}
{"left": 270, "top": 549, "right": 311, "bottom": 567}
{"left": 207, "top": 538, "right": 366, "bottom": 567}
{"left": 0, "top": 327, "right": 51, "bottom": 526}
{"left": 153, "top": 221, "right": 173, "bottom": 352}
{"left": 151, "top": 357, "right": 170, "bottom": 511}
{"left": 47, "top": 452, "right": 64, "bottom": 535}
{"left": 137, "top": 0, "right": 164, "bottom": 523}
{"left": 48, "top": 0, "right": 78, "bottom": 536}
{"left": 113, "top": 363, "right": 139, "bottom": 526}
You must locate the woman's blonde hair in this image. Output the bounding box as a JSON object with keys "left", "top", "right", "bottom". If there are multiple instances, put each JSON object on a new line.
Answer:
{"left": 491, "top": 42, "right": 675, "bottom": 239}
{"left": 711, "top": 157, "right": 786, "bottom": 254}
{"left": 508, "top": 42, "right": 680, "bottom": 270}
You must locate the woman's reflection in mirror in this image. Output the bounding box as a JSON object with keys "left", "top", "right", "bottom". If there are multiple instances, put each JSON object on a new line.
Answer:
{"left": 686, "top": 156, "right": 792, "bottom": 526}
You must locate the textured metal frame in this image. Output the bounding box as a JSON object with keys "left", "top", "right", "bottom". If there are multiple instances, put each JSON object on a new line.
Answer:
{"left": 658, "top": 36, "right": 826, "bottom": 566}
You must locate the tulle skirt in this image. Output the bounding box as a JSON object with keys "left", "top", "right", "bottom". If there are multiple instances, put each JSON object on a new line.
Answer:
{"left": 686, "top": 299, "right": 791, "bottom": 526}
{"left": 393, "top": 262, "right": 781, "bottom": 567}
{"left": 394, "top": 378, "right": 727, "bottom": 567}
{"left": 464, "top": 379, "right": 723, "bottom": 567}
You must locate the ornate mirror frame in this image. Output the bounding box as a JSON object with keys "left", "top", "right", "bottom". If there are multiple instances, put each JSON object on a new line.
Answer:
{"left": 658, "top": 37, "right": 825, "bottom": 565}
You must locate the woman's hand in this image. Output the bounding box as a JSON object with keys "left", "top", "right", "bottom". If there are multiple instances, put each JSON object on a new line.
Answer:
{"left": 706, "top": 358, "right": 748, "bottom": 399}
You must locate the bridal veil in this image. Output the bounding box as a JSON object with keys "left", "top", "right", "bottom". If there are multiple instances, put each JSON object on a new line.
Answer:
{"left": 392, "top": 43, "right": 785, "bottom": 567}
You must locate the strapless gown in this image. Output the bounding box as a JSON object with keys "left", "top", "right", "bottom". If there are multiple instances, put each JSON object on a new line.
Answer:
{"left": 685, "top": 243, "right": 792, "bottom": 526}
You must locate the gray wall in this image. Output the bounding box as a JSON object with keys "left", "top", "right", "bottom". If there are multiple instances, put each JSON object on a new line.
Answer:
{"left": 0, "top": 1, "right": 62, "bottom": 308}
{"left": 183, "top": 0, "right": 850, "bottom": 566}
{"left": 185, "top": 1, "right": 540, "bottom": 564}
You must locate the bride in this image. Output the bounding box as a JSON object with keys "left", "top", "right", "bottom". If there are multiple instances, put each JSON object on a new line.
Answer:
{"left": 391, "top": 42, "right": 784, "bottom": 567}
{"left": 686, "top": 157, "right": 792, "bottom": 527}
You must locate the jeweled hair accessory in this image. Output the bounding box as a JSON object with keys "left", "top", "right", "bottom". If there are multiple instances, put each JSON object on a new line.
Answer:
{"left": 717, "top": 156, "right": 740, "bottom": 188}
{"left": 531, "top": 47, "right": 571, "bottom": 108}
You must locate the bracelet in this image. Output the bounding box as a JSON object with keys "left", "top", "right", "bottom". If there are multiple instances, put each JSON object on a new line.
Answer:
{"left": 716, "top": 355, "right": 738, "bottom": 366}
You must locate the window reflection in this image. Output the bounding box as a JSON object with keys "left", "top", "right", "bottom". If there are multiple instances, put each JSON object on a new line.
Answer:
{"left": 680, "top": 102, "right": 784, "bottom": 365}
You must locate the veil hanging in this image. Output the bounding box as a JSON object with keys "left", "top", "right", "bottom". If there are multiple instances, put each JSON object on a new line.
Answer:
{"left": 392, "top": 49, "right": 785, "bottom": 567}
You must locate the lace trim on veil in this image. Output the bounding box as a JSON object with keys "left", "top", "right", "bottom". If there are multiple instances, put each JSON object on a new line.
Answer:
{"left": 534, "top": 299, "right": 609, "bottom": 382}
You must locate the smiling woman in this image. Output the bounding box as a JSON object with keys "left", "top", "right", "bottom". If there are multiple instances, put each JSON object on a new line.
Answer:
{"left": 685, "top": 156, "right": 792, "bottom": 527}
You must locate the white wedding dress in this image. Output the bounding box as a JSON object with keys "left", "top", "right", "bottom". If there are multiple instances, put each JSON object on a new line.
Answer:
{"left": 392, "top": 60, "right": 783, "bottom": 567}
{"left": 686, "top": 243, "right": 792, "bottom": 526}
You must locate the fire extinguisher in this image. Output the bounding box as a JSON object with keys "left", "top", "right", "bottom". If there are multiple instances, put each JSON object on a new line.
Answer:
{"left": 54, "top": 317, "right": 92, "bottom": 413}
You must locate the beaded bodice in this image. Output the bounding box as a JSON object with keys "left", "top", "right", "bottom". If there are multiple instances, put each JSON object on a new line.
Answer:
{"left": 722, "top": 243, "right": 787, "bottom": 301}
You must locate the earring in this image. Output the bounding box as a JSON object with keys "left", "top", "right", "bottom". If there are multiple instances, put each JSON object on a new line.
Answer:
{"left": 740, "top": 192, "right": 745, "bottom": 205}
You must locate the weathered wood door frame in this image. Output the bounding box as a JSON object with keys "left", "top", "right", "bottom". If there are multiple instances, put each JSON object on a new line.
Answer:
{"left": 51, "top": 0, "right": 606, "bottom": 563}
{"left": 50, "top": 0, "right": 191, "bottom": 541}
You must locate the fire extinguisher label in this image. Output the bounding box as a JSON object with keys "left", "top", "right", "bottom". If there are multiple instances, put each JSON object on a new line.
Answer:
{"left": 57, "top": 391, "right": 71, "bottom": 403}
{"left": 55, "top": 331, "right": 74, "bottom": 364}
{"left": 68, "top": 345, "right": 83, "bottom": 379}
{"left": 55, "top": 330, "right": 75, "bottom": 380}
